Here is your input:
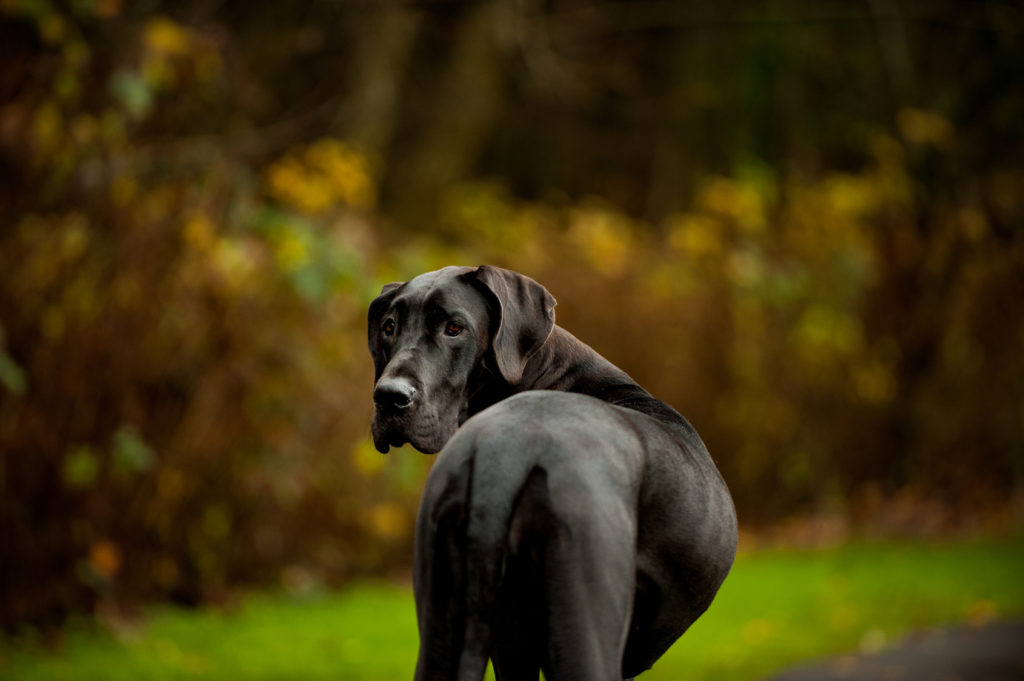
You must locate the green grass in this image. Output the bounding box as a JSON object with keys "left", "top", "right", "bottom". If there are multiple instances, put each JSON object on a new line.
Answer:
{"left": 3, "top": 537, "right": 1023, "bottom": 681}
{"left": 648, "top": 536, "right": 1024, "bottom": 680}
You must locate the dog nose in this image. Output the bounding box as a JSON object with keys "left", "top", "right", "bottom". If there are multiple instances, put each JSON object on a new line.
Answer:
{"left": 374, "top": 378, "right": 417, "bottom": 412}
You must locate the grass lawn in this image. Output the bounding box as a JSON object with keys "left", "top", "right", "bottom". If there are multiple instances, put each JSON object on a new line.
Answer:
{"left": 2, "top": 536, "right": 1023, "bottom": 681}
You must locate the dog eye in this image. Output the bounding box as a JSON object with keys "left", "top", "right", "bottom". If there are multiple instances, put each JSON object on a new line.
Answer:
{"left": 444, "top": 322, "right": 464, "bottom": 337}
{"left": 382, "top": 319, "right": 396, "bottom": 336}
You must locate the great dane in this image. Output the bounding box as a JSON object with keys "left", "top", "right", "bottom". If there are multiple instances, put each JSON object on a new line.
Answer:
{"left": 368, "top": 265, "right": 737, "bottom": 681}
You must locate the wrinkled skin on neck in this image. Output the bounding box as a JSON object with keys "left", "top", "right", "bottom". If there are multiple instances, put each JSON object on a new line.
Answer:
{"left": 369, "top": 267, "right": 493, "bottom": 453}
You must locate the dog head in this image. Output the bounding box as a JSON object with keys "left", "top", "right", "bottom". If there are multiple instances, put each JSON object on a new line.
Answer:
{"left": 368, "top": 265, "right": 556, "bottom": 453}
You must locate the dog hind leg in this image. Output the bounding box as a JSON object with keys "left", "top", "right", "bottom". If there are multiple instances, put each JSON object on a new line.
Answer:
{"left": 414, "top": 458, "right": 491, "bottom": 681}
{"left": 522, "top": 472, "right": 636, "bottom": 681}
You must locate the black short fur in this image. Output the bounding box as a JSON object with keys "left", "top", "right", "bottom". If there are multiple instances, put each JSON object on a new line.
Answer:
{"left": 368, "top": 265, "right": 738, "bottom": 681}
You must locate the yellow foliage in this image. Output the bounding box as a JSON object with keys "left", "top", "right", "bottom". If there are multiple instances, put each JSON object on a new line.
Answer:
{"left": 145, "top": 17, "right": 190, "bottom": 56}
{"left": 869, "top": 134, "right": 905, "bottom": 169}
{"left": 668, "top": 214, "right": 722, "bottom": 260}
{"left": 823, "top": 173, "right": 877, "bottom": 219}
{"left": 567, "top": 207, "right": 633, "bottom": 276}
{"left": 265, "top": 139, "right": 376, "bottom": 215}
{"left": 698, "top": 176, "right": 765, "bottom": 232}
{"left": 38, "top": 12, "right": 67, "bottom": 45}
{"left": 441, "top": 181, "right": 518, "bottom": 248}
{"left": 42, "top": 305, "right": 65, "bottom": 341}
{"left": 366, "top": 503, "right": 407, "bottom": 540}
{"left": 66, "top": 271, "right": 101, "bottom": 322}
{"left": 110, "top": 175, "right": 136, "bottom": 206}
{"left": 779, "top": 178, "right": 879, "bottom": 295}
{"left": 851, "top": 360, "right": 895, "bottom": 404}
{"left": 643, "top": 262, "right": 694, "bottom": 299}
{"left": 32, "top": 101, "right": 62, "bottom": 154}
{"left": 60, "top": 217, "right": 88, "bottom": 261}
{"left": 897, "top": 107, "right": 953, "bottom": 149}
{"left": 727, "top": 249, "right": 764, "bottom": 287}
{"left": 959, "top": 207, "right": 988, "bottom": 243}
{"left": 212, "top": 237, "right": 260, "bottom": 292}
{"left": 266, "top": 158, "right": 330, "bottom": 214}
{"left": 184, "top": 213, "right": 215, "bottom": 252}
{"left": 306, "top": 139, "right": 375, "bottom": 209}
{"left": 142, "top": 55, "right": 173, "bottom": 89}
{"left": 793, "top": 305, "right": 863, "bottom": 362}
{"left": 142, "top": 186, "right": 176, "bottom": 221}
{"left": 274, "top": 230, "right": 309, "bottom": 273}
{"left": 352, "top": 437, "right": 387, "bottom": 476}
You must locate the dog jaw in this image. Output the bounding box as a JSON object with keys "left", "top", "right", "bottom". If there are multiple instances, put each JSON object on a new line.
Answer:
{"left": 370, "top": 409, "right": 456, "bottom": 454}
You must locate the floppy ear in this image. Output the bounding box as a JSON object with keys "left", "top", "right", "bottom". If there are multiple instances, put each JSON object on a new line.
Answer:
{"left": 463, "top": 265, "right": 556, "bottom": 385}
{"left": 367, "top": 281, "right": 403, "bottom": 381}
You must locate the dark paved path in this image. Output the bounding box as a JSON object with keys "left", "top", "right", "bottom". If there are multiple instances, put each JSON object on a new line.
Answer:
{"left": 765, "top": 620, "right": 1024, "bottom": 681}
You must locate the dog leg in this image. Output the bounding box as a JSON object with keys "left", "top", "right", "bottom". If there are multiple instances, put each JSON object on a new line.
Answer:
{"left": 537, "top": 501, "right": 636, "bottom": 681}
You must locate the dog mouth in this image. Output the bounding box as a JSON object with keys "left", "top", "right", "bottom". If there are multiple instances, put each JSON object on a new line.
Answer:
{"left": 372, "top": 411, "right": 436, "bottom": 454}
{"left": 372, "top": 428, "right": 403, "bottom": 454}
{"left": 371, "top": 424, "right": 408, "bottom": 453}
{"left": 371, "top": 411, "right": 450, "bottom": 454}
{"left": 370, "top": 414, "right": 406, "bottom": 453}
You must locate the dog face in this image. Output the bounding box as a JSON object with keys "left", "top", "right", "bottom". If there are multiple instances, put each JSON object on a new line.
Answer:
{"left": 368, "top": 265, "right": 556, "bottom": 454}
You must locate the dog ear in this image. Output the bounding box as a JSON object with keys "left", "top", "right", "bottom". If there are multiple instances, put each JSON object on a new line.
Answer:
{"left": 367, "top": 281, "right": 403, "bottom": 381}
{"left": 464, "top": 266, "right": 556, "bottom": 385}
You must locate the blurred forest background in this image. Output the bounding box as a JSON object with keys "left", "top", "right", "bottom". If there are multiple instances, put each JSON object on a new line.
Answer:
{"left": 1, "top": 0, "right": 1022, "bottom": 633}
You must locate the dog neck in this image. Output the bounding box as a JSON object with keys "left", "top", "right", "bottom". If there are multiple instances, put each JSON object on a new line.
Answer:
{"left": 469, "top": 326, "right": 693, "bottom": 431}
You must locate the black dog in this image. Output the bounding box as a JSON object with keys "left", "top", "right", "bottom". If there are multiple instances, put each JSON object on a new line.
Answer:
{"left": 369, "top": 266, "right": 737, "bottom": 681}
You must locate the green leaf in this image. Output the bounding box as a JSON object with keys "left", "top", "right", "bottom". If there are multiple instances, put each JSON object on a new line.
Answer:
{"left": 112, "top": 423, "right": 154, "bottom": 477}
{"left": 0, "top": 351, "right": 27, "bottom": 395}
{"left": 291, "top": 265, "right": 329, "bottom": 302}
{"left": 202, "top": 504, "right": 232, "bottom": 540}
{"left": 63, "top": 446, "right": 99, "bottom": 488}
{"left": 109, "top": 69, "right": 153, "bottom": 119}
